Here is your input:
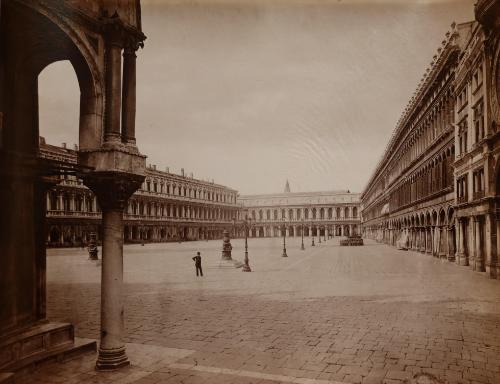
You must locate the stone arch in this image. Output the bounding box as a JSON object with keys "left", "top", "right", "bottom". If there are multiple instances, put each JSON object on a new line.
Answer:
{"left": 432, "top": 210, "right": 438, "bottom": 226}
{"left": 49, "top": 226, "right": 61, "bottom": 244}
{"left": 438, "top": 208, "right": 447, "bottom": 226}
{"left": 13, "top": 2, "right": 106, "bottom": 151}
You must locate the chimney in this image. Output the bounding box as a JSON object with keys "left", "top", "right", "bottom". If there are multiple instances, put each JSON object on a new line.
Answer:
{"left": 190, "top": 172, "right": 193, "bottom": 178}
{"left": 73, "top": 144, "right": 78, "bottom": 151}
{"left": 181, "top": 168, "right": 185, "bottom": 177}
{"left": 39, "top": 136, "right": 46, "bottom": 145}
{"left": 152, "top": 164, "right": 156, "bottom": 170}
{"left": 62, "top": 142, "right": 67, "bottom": 149}
{"left": 166, "top": 167, "right": 169, "bottom": 173}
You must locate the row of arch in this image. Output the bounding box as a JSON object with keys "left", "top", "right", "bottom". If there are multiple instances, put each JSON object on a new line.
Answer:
{"left": 127, "top": 198, "right": 238, "bottom": 222}
{"left": 246, "top": 206, "right": 358, "bottom": 222}
{"left": 142, "top": 177, "right": 236, "bottom": 204}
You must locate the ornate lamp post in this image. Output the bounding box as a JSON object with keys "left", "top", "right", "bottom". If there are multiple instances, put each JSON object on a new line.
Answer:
{"left": 318, "top": 226, "right": 322, "bottom": 244}
{"left": 324, "top": 226, "right": 327, "bottom": 242}
{"left": 281, "top": 217, "right": 288, "bottom": 257}
{"left": 242, "top": 215, "right": 252, "bottom": 272}
{"left": 300, "top": 219, "right": 305, "bottom": 250}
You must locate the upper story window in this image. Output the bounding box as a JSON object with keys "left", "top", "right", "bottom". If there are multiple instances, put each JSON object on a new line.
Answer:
{"left": 472, "top": 65, "right": 483, "bottom": 92}
{"left": 457, "top": 87, "right": 468, "bottom": 110}
{"left": 266, "top": 210, "right": 271, "bottom": 220}
{"left": 458, "top": 119, "right": 468, "bottom": 155}
{"left": 474, "top": 99, "right": 485, "bottom": 143}
{"left": 457, "top": 175, "right": 468, "bottom": 203}
{"left": 473, "top": 167, "right": 485, "bottom": 199}
{"left": 146, "top": 181, "right": 151, "bottom": 191}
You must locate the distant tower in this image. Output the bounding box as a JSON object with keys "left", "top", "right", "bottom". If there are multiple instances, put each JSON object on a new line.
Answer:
{"left": 284, "top": 179, "right": 291, "bottom": 193}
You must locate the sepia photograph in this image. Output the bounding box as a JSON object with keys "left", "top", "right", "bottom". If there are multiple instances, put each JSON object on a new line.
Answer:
{"left": 1, "top": 0, "right": 500, "bottom": 383}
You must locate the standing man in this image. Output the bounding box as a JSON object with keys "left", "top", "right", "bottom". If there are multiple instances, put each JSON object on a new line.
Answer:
{"left": 192, "top": 251, "right": 203, "bottom": 277}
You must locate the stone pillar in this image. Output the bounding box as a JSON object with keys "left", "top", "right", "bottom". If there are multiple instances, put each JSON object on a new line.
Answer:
{"left": 121, "top": 46, "right": 137, "bottom": 145}
{"left": 426, "top": 228, "right": 431, "bottom": 254}
{"left": 84, "top": 174, "right": 144, "bottom": 370}
{"left": 438, "top": 226, "right": 446, "bottom": 259}
{"left": 458, "top": 219, "right": 468, "bottom": 266}
{"left": 485, "top": 214, "right": 497, "bottom": 278}
{"left": 447, "top": 226, "right": 455, "bottom": 262}
{"left": 58, "top": 192, "right": 63, "bottom": 211}
{"left": 104, "top": 27, "right": 123, "bottom": 144}
{"left": 474, "top": 217, "right": 485, "bottom": 272}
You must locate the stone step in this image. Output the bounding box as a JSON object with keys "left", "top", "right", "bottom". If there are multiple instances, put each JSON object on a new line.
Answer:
{"left": 1, "top": 322, "right": 96, "bottom": 373}
{"left": 0, "top": 373, "right": 14, "bottom": 384}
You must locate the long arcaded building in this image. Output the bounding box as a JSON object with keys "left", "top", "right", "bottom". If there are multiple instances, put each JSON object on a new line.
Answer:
{"left": 238, "top": 181, "right": 361, "bottom": 239}
{"left": 361, "top": 2, "right": 500, "bottom": 280}
{"left": 41, "top": 138, "right": 239, "bottom": 246}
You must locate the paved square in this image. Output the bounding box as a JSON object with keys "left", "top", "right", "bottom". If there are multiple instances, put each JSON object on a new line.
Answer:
{"left": 19, "top": 238, "right": 500, "bottom": 383}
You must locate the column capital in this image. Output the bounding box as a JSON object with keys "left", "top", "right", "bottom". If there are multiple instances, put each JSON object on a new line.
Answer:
{"left": 83, "top": 172, "right": 144, "bottom": 211}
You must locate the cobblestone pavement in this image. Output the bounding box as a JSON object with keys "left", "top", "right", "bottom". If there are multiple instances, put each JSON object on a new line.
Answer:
{"left": 19, "top": 238, "right": 500, "bottom": 384}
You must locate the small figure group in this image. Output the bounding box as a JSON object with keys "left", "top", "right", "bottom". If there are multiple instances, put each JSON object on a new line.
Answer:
{"left": 192, "top": 251, "right": 203, "bottom": 277}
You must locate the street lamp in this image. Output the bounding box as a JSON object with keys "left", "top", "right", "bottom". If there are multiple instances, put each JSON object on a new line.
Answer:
{"left": 232, "top": 217, "right": 236, "bottom": 239}
{"left": 318, "top": 226, "right": 321, "bottom": 244}
{"left": 300, "top": 219, "right": 305, "bottom": 250}
{"left": 281, "top": 218, "right": 288, "bottom": 257}
{"left": 324, "top": 226, "right": 327, "bottom": 242}
{"left": 242, "top": 215, "right": 252, "bottom": 272}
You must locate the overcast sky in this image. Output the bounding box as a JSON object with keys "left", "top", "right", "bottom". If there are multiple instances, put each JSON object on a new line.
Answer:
{"left": 39, "top": 0, "right": 475, "bottom": 195}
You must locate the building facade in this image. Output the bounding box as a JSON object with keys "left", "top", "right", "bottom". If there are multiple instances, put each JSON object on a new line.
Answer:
{"left": 361, "top": 0, "right": 500, "bottom": 280}
{"left": 238, "top": 183, "right": 361, "bottom": 239}
{"left": 41, "top": 139, "right": 239, "bottom": 246}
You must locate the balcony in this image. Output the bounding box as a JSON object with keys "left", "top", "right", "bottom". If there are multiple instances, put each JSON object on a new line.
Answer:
{"left": 46, "top": 210, "right": 101, "bottom": 218}
{"left": 457, "top": 195, "right": 468, "bottom": 204}
{"left": 473, "top": 190, "right": 485, "bottom": 200}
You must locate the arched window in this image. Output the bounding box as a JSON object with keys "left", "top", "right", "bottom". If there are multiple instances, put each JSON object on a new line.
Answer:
{"left": 320, "top": 208, "right": 324, "bottom": 219}
{"left": 296, "top": 209, "right": 301, "bottom": 220}
{"left": 336, "top": 207, "right": 340, "bottom": 218}
{"left": 312, "top": 208, "right": 317, "bottom": 219}
{"left": 259, "top": 210, "right": 263, "bottom": 220}
{"left": 353, "top": 207, "right": 358, "bottom": 217}
{"left": 344, "top": 207, "right": 349, "bottom": 218}
{"left": 328, "top": 208, "right": 333, "bottom": 218}
{"left": 274, "top": 210, "right": 278, "bottom": 220}
{"left": 305, "top": 208, "right": 309, "bottom": 219}
{"left": 288, "top": 209, "right": 293, "bottom": 220}
{"left": 266, "top": 210, "right": 271, "bottom": 220}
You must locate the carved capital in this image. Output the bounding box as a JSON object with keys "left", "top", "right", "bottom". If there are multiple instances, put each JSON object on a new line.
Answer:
{"left": 83, "top": 172, "right": 144, "bottom": 211}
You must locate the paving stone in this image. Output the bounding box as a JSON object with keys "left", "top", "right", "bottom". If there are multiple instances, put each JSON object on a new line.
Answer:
{"left": 15, "top": 239, "right": 500, "bottom": 384}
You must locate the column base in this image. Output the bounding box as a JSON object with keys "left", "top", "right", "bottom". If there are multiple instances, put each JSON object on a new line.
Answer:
{"left": 447, "top": 254, "right": 456, "bottom": 263}
{"left": 457, "top": 253, "right": 468, "bottom": 266}
{"left": 485, "top": 263, "right": 497, "bottom": 278}
{"left": 473, "top": 259, "right": 485, "bottom": 272}
{"left": 96, "top": 346, "right": 129, "bottom": 370}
